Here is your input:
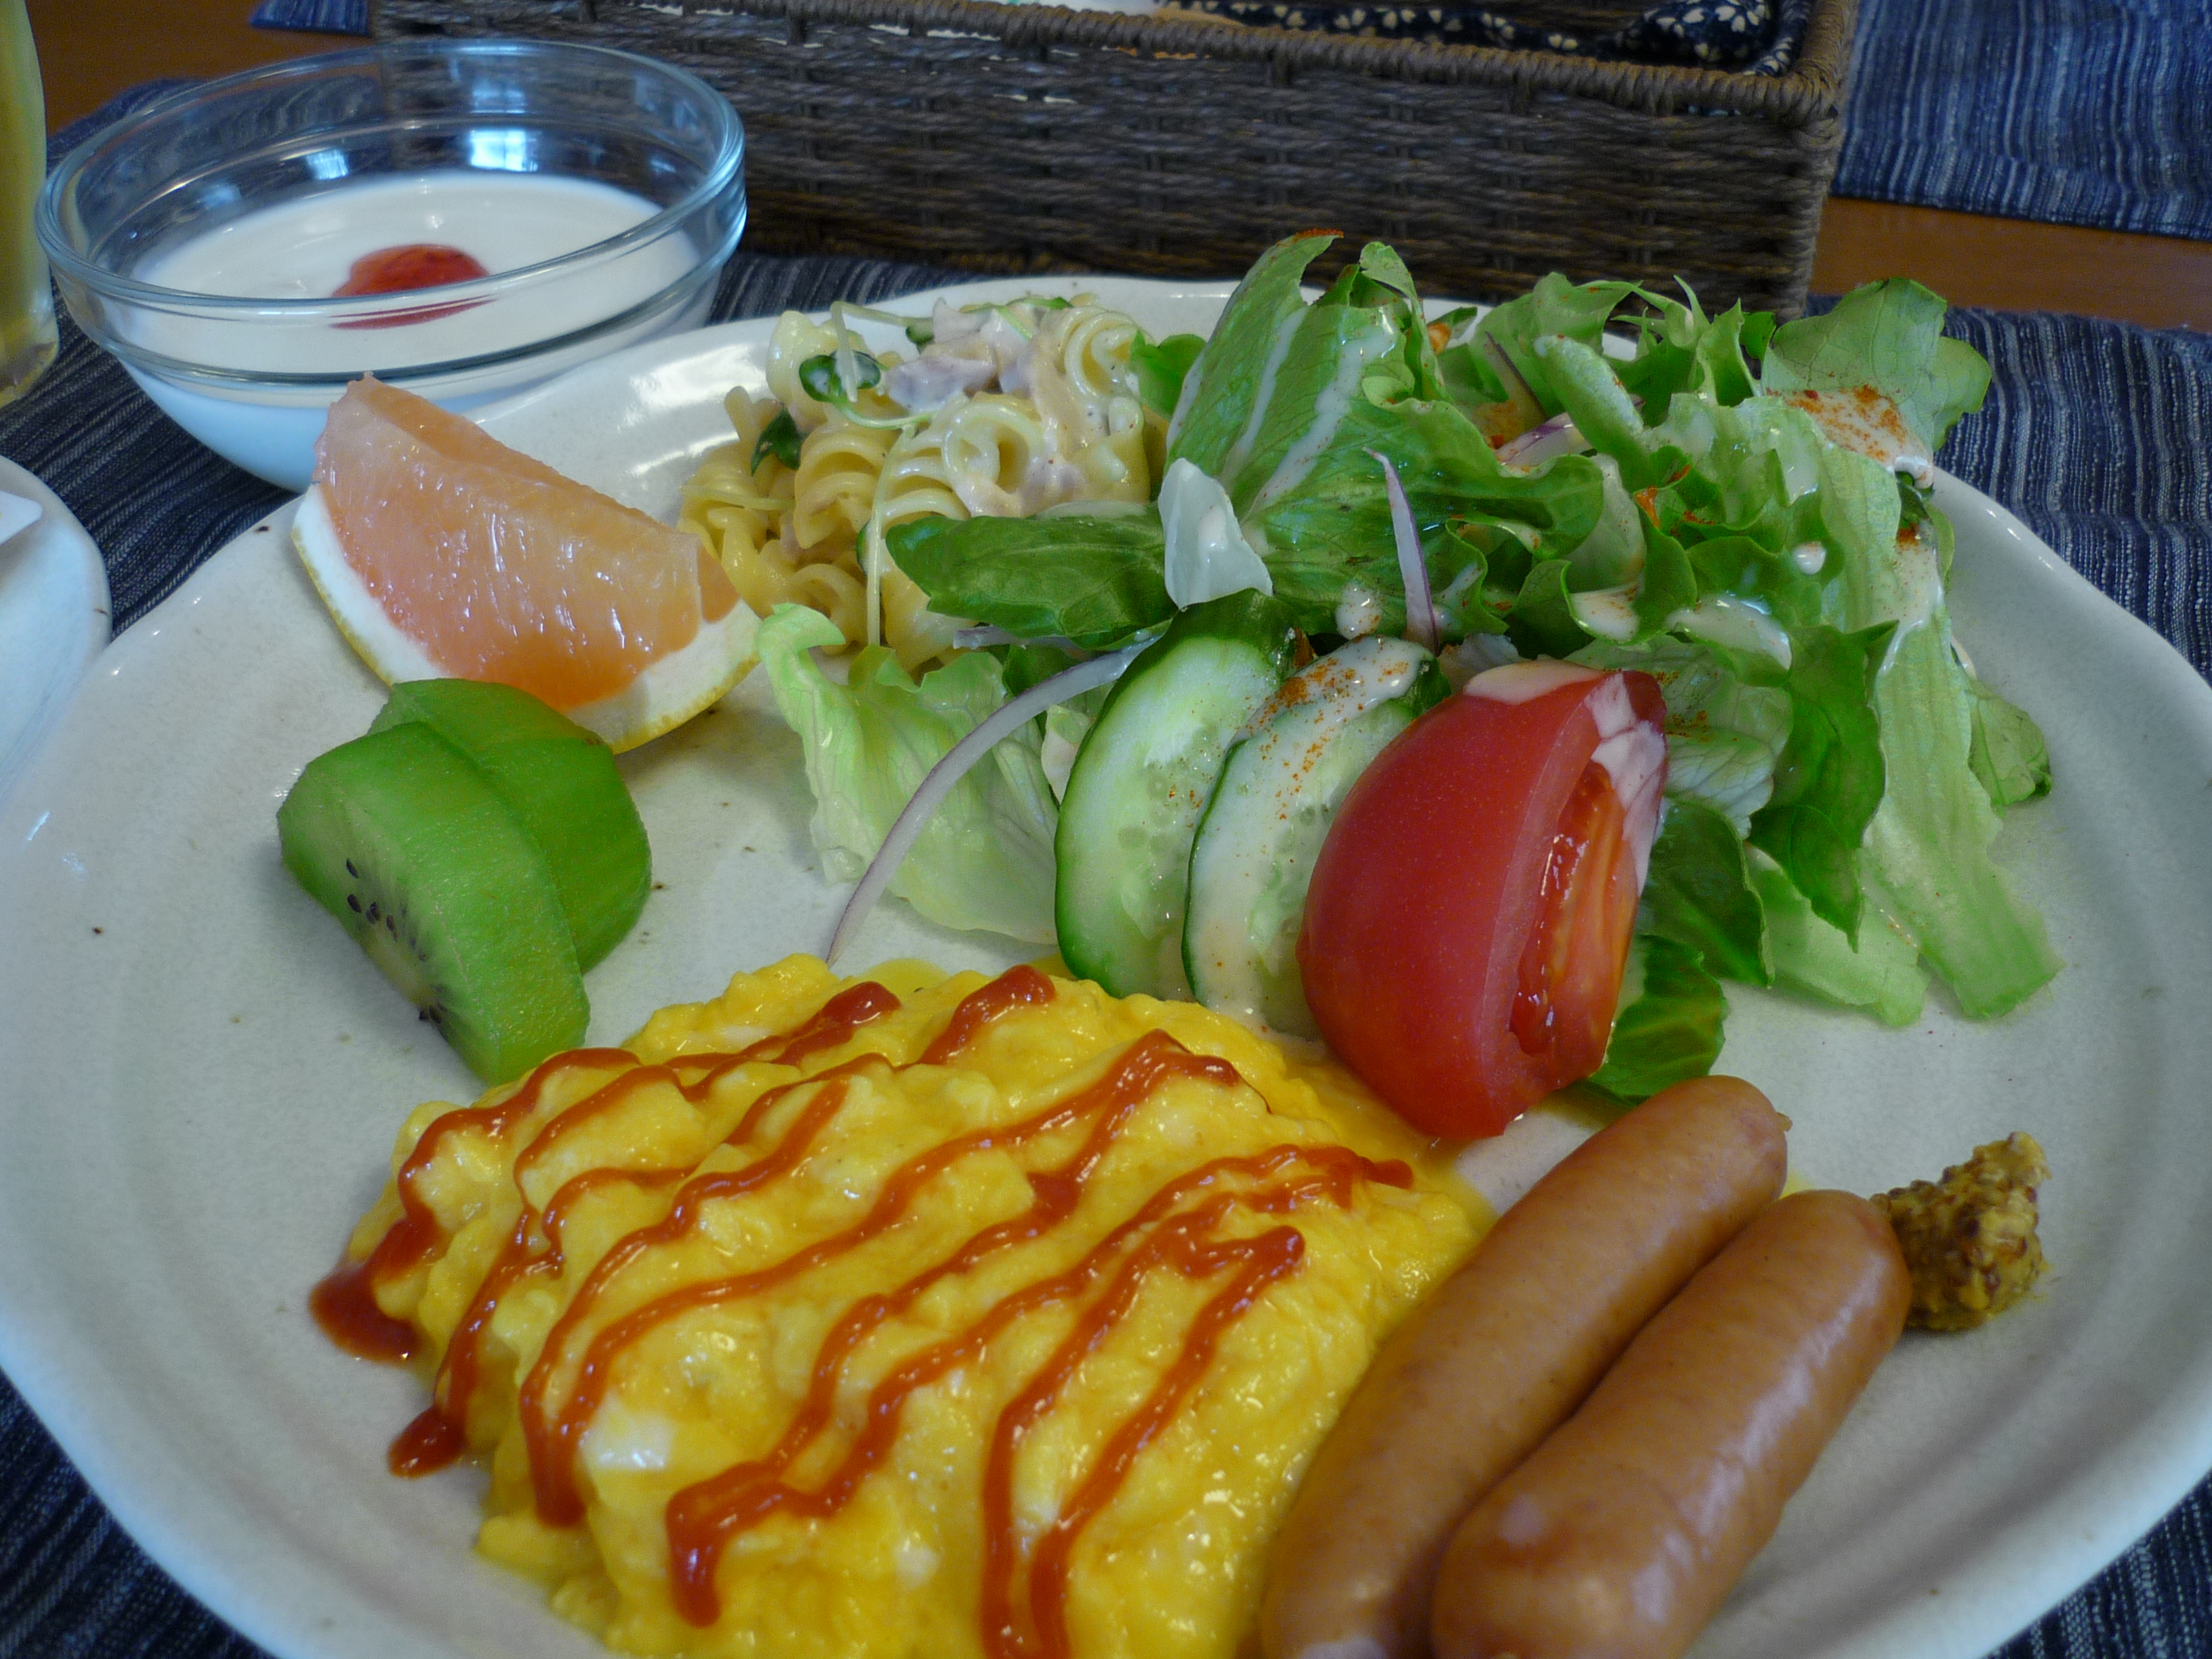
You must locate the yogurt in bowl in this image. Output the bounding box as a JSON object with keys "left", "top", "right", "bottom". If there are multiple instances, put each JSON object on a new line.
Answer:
{"left": 39, "top": 39, "right": 746, "bottom": 491}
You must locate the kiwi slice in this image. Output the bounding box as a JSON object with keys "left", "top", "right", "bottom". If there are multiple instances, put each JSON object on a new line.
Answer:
{"left": 369, "top": 680, "right": 651, "bottom": 970}
{"left": 278, "top": 722, "right": 590, "bottom": 1083}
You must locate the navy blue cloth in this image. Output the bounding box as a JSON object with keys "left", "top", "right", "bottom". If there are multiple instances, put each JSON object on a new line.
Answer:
{"left": 262, "top": 0, "right": 1816, "bottom": 72}
{"left": 247, "top": 0, "right": 369, "bottom": 33}
{"left": 1833, "top": 0, "right": 2212, "bottom": 241}
{"left": 1170, "top": 0, "right": 1814, "bottom": 70}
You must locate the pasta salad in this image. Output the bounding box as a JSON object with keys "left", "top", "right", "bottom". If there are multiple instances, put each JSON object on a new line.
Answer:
{"left": 682, "top": 295, "right": 1158, "bottom": 674}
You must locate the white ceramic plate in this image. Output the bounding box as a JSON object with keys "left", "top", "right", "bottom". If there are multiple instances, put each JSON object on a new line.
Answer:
{"left": 0, "top": 456, "right": 109, "bottom": 807}
{"left": 1, "top": 277, "right": 2209, "bottom": 1659}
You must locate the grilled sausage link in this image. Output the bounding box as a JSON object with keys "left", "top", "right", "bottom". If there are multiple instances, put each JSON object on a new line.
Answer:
{"left": 1431, "top": 1189, "right": 1910, "bottom": 1659}
{"left": 1261, "top": 1076, "right": 1788, "bottom": 1659}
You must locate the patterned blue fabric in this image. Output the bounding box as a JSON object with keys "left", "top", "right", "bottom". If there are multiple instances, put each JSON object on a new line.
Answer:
{"left": 1175, "top": 0, "right": 1814, "bottom": 70}
{"left": 259, "top": 0, "right": 1814, "bottom": 72}
{"left": 247, "top": 0, "right": 369, "bottom": 33}
{"left": 2, "top": 91, "right": 2210, "bottom": 1659}
{"left": 1835, "top": 0, "right": 2212, "bottom": 241}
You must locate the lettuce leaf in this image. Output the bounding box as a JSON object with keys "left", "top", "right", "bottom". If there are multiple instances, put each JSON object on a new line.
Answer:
{"left": 1132, "top": 333, "right": 1205, "bottom": 418}
{"left": 1746, "top": 621, "right": 1890, "bottom": 939}
{"left": 1816, "top": 445, "right": 2060, "bottom": 1015}
{"left": 1761, "top": 279, "right": 1992, "bottom": 451}
{"left": 1612, "top": 285, "right": 1774, "bottom": 416}
{"left": 754, "top": 604, "right": 1059, "bottom": 943}
{"left": 1167, "top": 230, "right": 1337, "bottom": 480}
{"left": 1227, "top": 274, "right": 1407, "bottom": 515}
{"left": 1750, "top": 850, "right": 1927, "bottom": 1026}
{"left": 1588, "top": 936, "right": 1729, "bottom": 1104}
{"left": 1468, "top": 272, "right": 1638, "bottom": 411}
{"left": 1642, "top": 800, "right": 1771, "bottom": 985}
{"left": 888, "top": 510, "right": 1170, "bottom": 647}
{"left": 1965, "top": 672, "right": 2053, "bottom": 810}
{"left": 1570, "top": 635, "right": 1792, "bottom": 835}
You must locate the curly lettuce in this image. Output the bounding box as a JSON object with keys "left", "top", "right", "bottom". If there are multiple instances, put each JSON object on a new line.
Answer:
{"left": 754, "top": 605, "right": 1059, "bottom": 943}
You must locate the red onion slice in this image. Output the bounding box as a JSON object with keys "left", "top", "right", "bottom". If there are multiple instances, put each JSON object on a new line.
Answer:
{"left": 1369, "top": 449, "right": 1439, "bottom": 652}
{"left": 1496, "top": 411, "right": 1587, "bottom": 468}
{"left": 826, "top": 644, "right": 1143, "bottom": 964}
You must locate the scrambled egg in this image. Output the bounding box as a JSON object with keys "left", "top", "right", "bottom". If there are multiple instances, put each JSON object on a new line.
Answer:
{"left": 342, "top": 956, "right": 1479, "bottom": 1658}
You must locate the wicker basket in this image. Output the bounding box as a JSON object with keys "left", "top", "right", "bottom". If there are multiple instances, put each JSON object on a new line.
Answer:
{"left": 369, "top": 0, "right": 1856, "bottom": 316}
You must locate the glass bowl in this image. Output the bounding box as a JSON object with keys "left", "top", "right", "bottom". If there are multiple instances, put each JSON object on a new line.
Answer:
{"left": 37, "top": 39, "right": 746, "bottom": 491}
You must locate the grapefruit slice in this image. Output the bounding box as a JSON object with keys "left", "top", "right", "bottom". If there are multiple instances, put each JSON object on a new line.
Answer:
{"left": 294, "top": 377, "right": 757, "bottom": 752}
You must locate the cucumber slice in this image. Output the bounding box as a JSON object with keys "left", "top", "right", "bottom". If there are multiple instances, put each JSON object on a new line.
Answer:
{"left": 1184, "top": 637, "right": 1448, "bottom": 1036}
{"left": 1055, "top": 590, "right": 1299, "bottom": 998}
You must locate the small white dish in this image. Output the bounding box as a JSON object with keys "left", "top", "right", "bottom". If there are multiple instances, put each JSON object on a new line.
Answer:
{"left": 0, "top": 456, "right": 108, "bottom": 807}
{"left": 0, "top": 280, "right": 2208, "bottom": 1659}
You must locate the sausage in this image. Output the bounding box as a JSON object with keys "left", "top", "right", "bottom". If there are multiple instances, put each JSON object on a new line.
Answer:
{"left": 1261, "top": 1076, "right": 1788, "bottom": 1659}
{"left": 1430, "top": 1189, "right": 1910, "bottom": 1659}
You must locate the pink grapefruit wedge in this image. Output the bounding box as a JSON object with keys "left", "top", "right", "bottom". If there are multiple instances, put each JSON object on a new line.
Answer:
{"left": 293, "top": 377, "right": 756, "bottom": 752}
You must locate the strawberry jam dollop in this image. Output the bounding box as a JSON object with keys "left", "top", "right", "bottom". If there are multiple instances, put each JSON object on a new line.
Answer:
{"left": 333, "top": 245, "right": 490, "bottom": 328}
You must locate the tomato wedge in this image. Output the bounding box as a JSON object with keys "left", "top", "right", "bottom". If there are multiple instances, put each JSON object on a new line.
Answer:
{"left": 1297, "top": 661, "right": 1668, "bottom": 1138}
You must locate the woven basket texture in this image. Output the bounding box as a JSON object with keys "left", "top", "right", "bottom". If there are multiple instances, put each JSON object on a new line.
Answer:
{"left": 369, "top": 0, "right": 1856, "bottom": 315}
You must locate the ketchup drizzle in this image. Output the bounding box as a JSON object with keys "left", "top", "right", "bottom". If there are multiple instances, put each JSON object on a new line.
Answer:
{"left": 310, "top": 1047, "right": 638, "bottom": 1361}
{"left": 737, "top": 980, "right": 902, "bottom": 1067}
{"left": 318, "top": 981, "right": 903, "bottom": 1471}
{"left": 921, "top": 964, "right": 1056, "bottom": 1065}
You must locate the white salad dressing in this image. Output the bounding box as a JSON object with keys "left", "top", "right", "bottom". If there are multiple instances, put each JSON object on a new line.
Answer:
{"left": 1465, "top": 659, "right": 1601, "bottom": 704}
{"left": 1211, "top": 309, "right": 1303, "bottom": 485}
{"left": 1881, "top": 522, "right": 1946, "bottom": 672}
{"left": 1666, "top": 594, "right": 1794, "bottom": 670}
{"left": 1334, "top": 583, "right": 1382, "bottom": 639}
{"left": 1568, "top": 584, "right": 1639, "bottom": 642}
{"left": 1784, "top": 387, "right": 1936, "bottom": 486}
{"left": 1247, "top": 320, "right": 1402, "bottom": 512}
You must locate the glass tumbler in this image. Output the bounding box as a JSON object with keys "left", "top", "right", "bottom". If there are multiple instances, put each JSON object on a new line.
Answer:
{"left": 0, "top": 0, "right": 56, "bottom": 409}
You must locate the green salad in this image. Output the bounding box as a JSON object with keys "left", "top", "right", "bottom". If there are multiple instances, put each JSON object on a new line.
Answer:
{"left": 752, "top": 230, "right": 2058, "bottom": 1103}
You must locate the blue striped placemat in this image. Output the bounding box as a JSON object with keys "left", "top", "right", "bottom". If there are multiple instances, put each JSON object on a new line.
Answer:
{"left": 1835, "top": 0, "right": 2212, "bottom": 242}
{"left": 247, "top": 0, "right": 369, "bottom": 33}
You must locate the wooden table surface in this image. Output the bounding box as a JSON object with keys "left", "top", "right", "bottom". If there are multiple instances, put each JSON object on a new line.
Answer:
{"left": 23, "top": 0, "right": 2212, "bottom": 331}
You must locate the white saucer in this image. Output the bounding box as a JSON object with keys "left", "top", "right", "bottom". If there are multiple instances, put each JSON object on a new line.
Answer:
{"left": 0, "top": 456, "right": 109, "bottom": 806}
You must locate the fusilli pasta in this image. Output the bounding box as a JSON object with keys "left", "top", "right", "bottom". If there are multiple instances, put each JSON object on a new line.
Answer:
{"left": 682, "top": 295, "right": 1160, "bottom": 671}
